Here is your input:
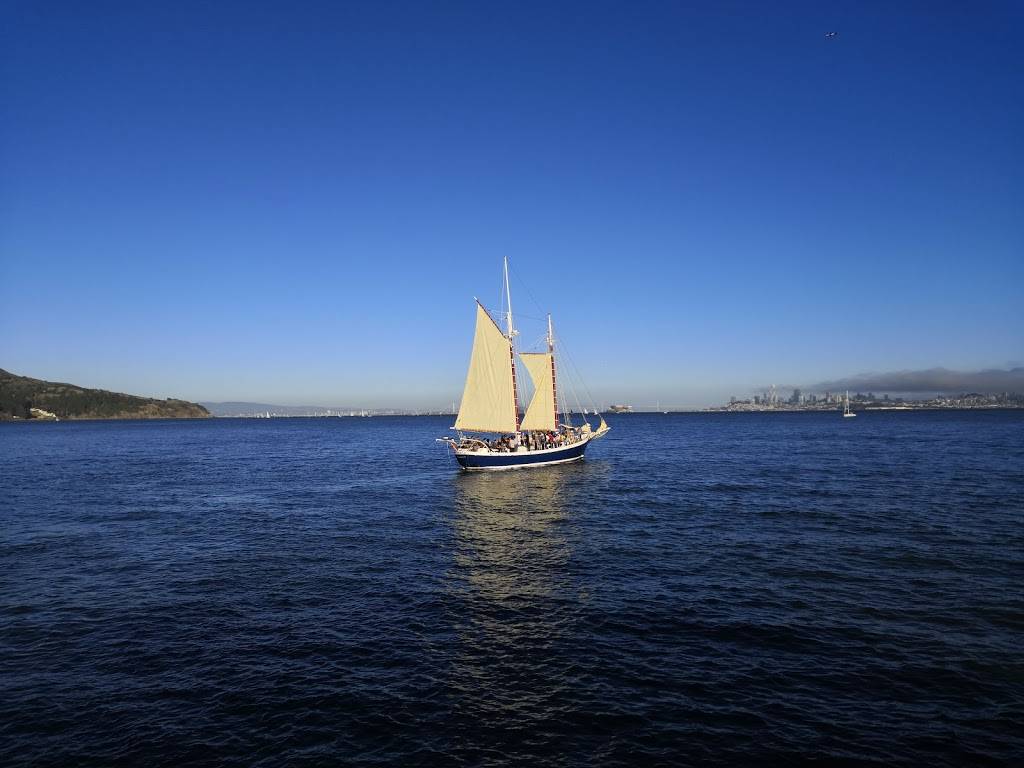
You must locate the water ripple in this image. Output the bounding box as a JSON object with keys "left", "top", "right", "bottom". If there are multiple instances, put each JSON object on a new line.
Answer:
{"left": 1, "top": 411, "right": 1022, "bottom": 766}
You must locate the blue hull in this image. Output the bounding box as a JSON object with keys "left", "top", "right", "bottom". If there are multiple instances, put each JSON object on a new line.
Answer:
{"left": 455, "top": 440, "right": 588, "bottom": 470}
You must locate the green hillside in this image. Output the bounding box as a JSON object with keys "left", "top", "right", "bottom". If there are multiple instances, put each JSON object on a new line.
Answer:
{"left": 0, "top": 369, "right": 210, "bottom": 420}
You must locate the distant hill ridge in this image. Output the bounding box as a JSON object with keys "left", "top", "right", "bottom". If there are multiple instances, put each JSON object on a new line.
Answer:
{"left": 0, "top": 369, "right": 209, "bottom": 421}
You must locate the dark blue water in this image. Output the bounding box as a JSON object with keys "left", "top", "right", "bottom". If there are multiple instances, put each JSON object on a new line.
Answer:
{"left": 2, "top": 412, "right": 1023, "bottom": 766}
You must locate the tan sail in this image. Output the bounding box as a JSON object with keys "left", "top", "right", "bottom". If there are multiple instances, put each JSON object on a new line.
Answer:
{"left": 519, "top": 352, "right": 556, "bottom": 431}
{"left": 455, "top": 303, "right": 518, "bottom": 433}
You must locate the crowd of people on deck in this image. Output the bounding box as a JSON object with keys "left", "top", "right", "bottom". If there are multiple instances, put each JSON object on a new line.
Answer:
{"left": 483, "top": 429, "right": 577, "bottom": 453}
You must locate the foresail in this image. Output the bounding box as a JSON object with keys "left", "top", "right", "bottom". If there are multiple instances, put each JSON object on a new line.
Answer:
{"left": 519, "top": 352, "right": 556, "bottom": 431}
{"left": 455, "top": 304, "right": 518, "bottom": 433}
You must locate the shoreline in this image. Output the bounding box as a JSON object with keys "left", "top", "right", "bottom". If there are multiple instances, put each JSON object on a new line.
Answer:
{"left": 4, "top": 407, "right": 1024, "bottom": 423}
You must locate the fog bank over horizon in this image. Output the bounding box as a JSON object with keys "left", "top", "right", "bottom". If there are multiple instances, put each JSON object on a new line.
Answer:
{"left": 811, "top": 367, "right": 1024, "bottom": 395}
{"left": 199, "top": 367, "right": 1024, "bottom": 411}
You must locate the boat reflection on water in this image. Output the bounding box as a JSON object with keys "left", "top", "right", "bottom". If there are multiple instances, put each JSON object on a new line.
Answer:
{"left": 449, "top": 466, "right": 574, "bottom": 602}
{"left": 443, "top": 463, "right": 605, "bottom": 726}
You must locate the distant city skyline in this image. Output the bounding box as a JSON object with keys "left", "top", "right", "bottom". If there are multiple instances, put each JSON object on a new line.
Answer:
{"left": 3, "top": 3, "right": 1021, "bottom": 408}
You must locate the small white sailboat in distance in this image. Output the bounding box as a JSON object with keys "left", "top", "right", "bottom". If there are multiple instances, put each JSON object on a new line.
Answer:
{"left": 843, "top": 390, "right": 856, "bottom": 418}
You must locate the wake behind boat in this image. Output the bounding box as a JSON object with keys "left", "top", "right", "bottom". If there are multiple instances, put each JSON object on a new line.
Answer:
{"left": 439, "top": 258, "right": 609, "bottom": 470}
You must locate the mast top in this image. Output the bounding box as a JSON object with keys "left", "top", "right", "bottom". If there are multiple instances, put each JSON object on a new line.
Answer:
{"left": 503, "top": 256, "right": 517, "bottom": 341}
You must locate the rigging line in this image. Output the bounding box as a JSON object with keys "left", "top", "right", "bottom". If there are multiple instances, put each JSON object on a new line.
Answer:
{"left": 508, "top": 259, "right": 549, "bottom": 318}
{"left": 497, "top": 280, "right": 505, "bottom": 330}
{"left": 559, "top": 350, "right": 586, "bottom": 427}
{"left": 552, "top": 318, "right": 583, "bottom": 428}
{"left": 509, "top": 258, "right": 583, "bottom": 379}
{"left": 556, "top": 329, "right": 601, "bottom": 414}
{"left": 496, "top": 263, "right": 508, "bottom": 335}
{"left": 554, "top": 342, "right": 584, "bottom": 429}
{"left": 506, "top": 258, "right": 592, "bottom": 426}
{"left": 567, "top": 358, "right": 586, "bottom": 417}
{"left": 521, "top": 333, "right": 548, "bottom": 352}
{"left": 527, "top": 268, "right": 599, "bottom": 415}
{"left": 556, "top": 365, "right": 572, "bottom": 427}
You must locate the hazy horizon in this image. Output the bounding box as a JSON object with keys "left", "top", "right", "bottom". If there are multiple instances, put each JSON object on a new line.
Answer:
{"left": 199, "top": 363, "right": 1024, "bottom": 410}
{"left": 7, "top": 363, "right": 1021, "bottom": 412}
{"left": 3, "top": 4, "right": 1021, "bottom": 408}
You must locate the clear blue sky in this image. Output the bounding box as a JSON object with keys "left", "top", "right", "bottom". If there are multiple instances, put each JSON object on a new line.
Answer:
{"left": 2, "top": 1, "right": 1021, "bottom": 408}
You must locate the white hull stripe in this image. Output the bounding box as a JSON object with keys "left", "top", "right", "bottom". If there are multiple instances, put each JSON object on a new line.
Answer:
{"left": 460, "top": 454, "right": 585, "bottom": 471}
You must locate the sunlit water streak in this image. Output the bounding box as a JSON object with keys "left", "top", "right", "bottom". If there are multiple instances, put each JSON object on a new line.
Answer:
{"left": 2, "top": 412, "right": 1022, "bottom": 766}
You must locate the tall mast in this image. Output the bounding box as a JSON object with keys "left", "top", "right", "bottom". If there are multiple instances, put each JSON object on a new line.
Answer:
{"left": 548, "top": 313, "right": 559, "bottom": 428}
{"left": 504, "top": 256, "right": 515, "bottom": 338}
{"left": 504, "top": 257, "right": 520, "bottom": 431}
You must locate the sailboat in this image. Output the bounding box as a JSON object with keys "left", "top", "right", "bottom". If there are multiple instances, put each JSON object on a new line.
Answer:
{"left": 439, "top": 258, "right": 610, "bottom": 470}
{"left": 843, "top": 390, "right": 856, "bottom": 418}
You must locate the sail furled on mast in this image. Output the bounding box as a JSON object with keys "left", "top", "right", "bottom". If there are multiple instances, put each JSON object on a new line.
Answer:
{"left": 455, "top": 303, "right": 518, "bottom": 433}
{"left": 518, "top": 352, "right": 557, "bottom": 431}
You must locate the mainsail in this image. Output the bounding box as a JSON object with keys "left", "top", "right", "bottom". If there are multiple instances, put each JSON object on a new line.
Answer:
{"left": 455, "top": 303, "right": 518, "bottom": 433}
{"left": 518, "top": 352, "right": 557, "bottom": 431}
